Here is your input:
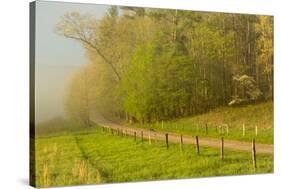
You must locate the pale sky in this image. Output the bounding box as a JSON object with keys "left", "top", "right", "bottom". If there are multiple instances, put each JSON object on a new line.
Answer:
{"left": 35, "top": 0, "right": 109, "bottom": 66}
{"left": 35, "top": 1, "right": 110, "bottom": 123}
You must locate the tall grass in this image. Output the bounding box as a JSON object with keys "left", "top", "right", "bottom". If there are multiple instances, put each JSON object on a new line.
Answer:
{"left": 35, "top": 127, "right": 273, "bottom": 187}
{"left": 35, "top": 135, "right": 102, "bottom": 187}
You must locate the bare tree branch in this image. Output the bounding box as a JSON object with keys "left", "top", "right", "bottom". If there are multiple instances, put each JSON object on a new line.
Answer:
{"left": 56, "top": 12, "right": 121, "bottom": 81}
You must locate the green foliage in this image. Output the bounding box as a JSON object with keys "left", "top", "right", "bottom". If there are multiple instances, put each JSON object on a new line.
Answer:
{"left": 122, "top": 43, "right": 155, "bottom": 122}
{"left": 57, "top": 8, "right": 273, "bottom": 124}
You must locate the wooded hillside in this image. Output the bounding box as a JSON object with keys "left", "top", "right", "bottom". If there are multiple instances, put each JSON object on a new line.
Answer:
{"left": 56, "top": 7, "right": 273, "bottom": 125}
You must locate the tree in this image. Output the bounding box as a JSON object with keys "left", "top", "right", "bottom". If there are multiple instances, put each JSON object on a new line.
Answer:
{"left": 64, "top": 65, "right": 93, "bottom": 127}
{"left": 58, "top": 7, "right": 273, "bottom": 124}
{"left": 229, "top": 74, "right": 263, "bottom": 106}
{"left": 256, "top": 16, "right": 273, "bottom": 99}
{"left": 56, "top": 11, "right": 121, "bottom": 81}
{"left": 122, "top": 43, "right": 155, "bottom": 123}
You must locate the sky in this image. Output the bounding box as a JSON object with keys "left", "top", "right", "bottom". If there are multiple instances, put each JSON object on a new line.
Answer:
{"left": 36, "top": 0, "right": 109, "bottom": 66}
{"left": 35, "top": 1, "right": 110, "bottom": 123}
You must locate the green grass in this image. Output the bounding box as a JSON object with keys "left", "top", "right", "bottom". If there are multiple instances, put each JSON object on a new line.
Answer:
{"left": 130, "top": 102, "right": 273, "bottom": 144}
{"left": 35, "top": 126, "right": 273, "bottom": 187}
{"left": 35, "top": 117, "right": 88, "bottom": 137}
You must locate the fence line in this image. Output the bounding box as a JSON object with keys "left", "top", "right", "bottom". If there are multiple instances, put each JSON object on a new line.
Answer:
{"left": 100, "top": 126, "right": 261, "bottom": 168}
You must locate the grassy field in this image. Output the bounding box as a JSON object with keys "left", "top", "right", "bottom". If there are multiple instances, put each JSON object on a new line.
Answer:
{"left": 130, "top": 102, "right": 273, "bottom": 144}
{"left": 35, "top": 126, "right": 273, "bottom": 187}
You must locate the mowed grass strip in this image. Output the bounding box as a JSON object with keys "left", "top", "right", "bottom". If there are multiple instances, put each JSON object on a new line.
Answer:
{"left": 35, "top": 127, "right": 273, "bottom": 187}
{"left": 131, "top": 102, "right": 273, "bottom": 144}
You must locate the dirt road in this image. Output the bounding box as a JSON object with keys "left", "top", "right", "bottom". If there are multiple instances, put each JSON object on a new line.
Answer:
{"left": 93, "top": 115, "right": 273, "bottom": 154}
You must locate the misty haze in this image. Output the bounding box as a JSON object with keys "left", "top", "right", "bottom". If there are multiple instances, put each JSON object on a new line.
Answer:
{"left": 35, "top": 63, "right": 80, "bottom": 122}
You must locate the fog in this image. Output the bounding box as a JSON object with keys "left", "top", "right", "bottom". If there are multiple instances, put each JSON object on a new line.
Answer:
{"left": 34, "top": 1, "right": 109, "bottom": 124}
{"left": 35, "top": 63, "right": 80, "bottom": 123}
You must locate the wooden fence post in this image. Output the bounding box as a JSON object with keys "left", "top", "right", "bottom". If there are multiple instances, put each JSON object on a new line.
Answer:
{"left": 219, "top": 125, "right": 222, "bottom": 134}
{"left": 252, "top": 139, "right": 257, "bottom": 170}
{"left": 102, "top": 127, "right": 105, "bottom": 132}
{"left": 134, "top": 131, "right": 137, "bottom": 142}
{"left": 243, "top": 123, "right": 245, "bottom": 136}
{"left": 221, "top": 137, "right": 224, "bottom": 160}
{"left": 165, "top": 133, "right": 169, "bottom": 149}
{"left": 226, "top": 125, "right": 229, "bottom": 136}
{"left": 255, "top": 126, "right": 258, "bottom": 136}
{"left": 111, "top": 128, "right": 113, "bottom": 135}
{"left": 205, "top": 123, "right": 208, "bottom": 135}
{"left": 195, "top": 136, "right": 200, "bottom": 155}
{"left": 180, "top": 135, "right": 183, "bottom": 152}
{"left": 141, "top": 131, "right": 143, "bottom": 143}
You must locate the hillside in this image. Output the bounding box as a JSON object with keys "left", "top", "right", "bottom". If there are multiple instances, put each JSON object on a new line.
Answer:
{"left": 131, "top": 102, "right": 273, "bottom": 144}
